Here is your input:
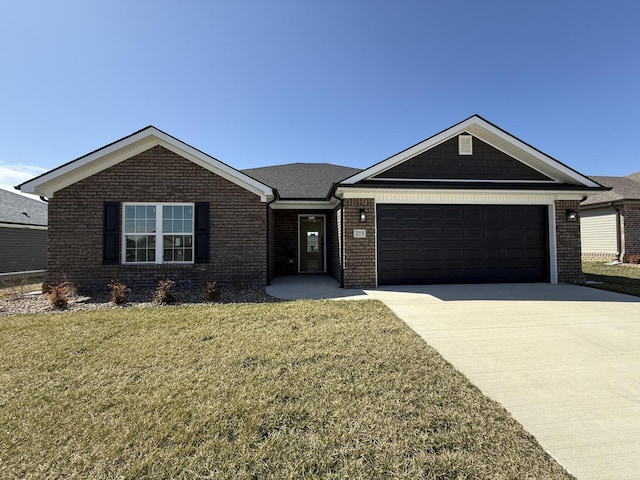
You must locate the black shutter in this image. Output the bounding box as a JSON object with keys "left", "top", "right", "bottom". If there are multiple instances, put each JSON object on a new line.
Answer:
{"left": 195, "top": 202, "right": 210, "bottom": 263}
{"left": 103, "top": 202, "right": 120, "bottom": 265}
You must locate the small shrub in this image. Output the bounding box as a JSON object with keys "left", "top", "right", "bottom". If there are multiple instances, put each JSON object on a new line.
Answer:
{"left": 108, "top": 280, "right": 131, "bottom": 305}
{"left": 47, "top": 282, "right": 71, "bottom": 309}
{"left": 628, "top": 255, "right": 640, "bottom": 264}
{"left": 204, "top": 281, "right": 220, "bottom": 301}
{"left": 154, "top": 279, "right": 176, "bottom": 304}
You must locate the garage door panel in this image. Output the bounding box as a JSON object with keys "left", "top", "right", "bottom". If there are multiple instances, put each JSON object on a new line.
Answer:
{"left": 464, "top": 227, "right": 482, "bottom": 240}
{"left": 379, "top": 228, "right": 399, "bottom": 241}
{"left": 423, "top": 228, "right": 442, "bottom": 240}
{"left": 421, "top": 208, "right": 441, "bottom": 220}
{"left": 377, "top": 204, "right": 549, "bottom": 285}
{"left": 401, "top": 228, "right": 420, "bottom": 241}
{"left": 445, "top": 228, "right": 463, "bottom": 240}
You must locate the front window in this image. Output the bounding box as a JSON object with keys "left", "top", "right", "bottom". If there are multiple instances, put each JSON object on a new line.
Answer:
{"left": 123, "top": 203, "right": 193, "bottom": 264}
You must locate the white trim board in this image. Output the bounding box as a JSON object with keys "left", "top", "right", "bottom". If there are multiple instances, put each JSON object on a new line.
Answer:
{"left": 341, "top": 116, "right": 600, "bottom": 188}
{"left": 19, "top": 127, "right": 275, "bottom": 201}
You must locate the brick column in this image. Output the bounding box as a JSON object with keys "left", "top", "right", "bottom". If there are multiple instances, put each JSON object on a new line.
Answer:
{"left": 342, "top": 198, "right": 376, "bottom": 288}
{"left": 555, "top": 200, "right": 585, "bottom": 283}
{"left": 621, "top": 205, "right": 640, "bottom": 262}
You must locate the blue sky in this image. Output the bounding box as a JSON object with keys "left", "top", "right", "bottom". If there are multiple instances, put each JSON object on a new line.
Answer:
{"left": 1, "top": 0, "right": 639, "bottom": 196}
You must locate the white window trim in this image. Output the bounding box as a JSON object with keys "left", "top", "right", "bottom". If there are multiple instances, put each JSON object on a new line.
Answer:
{"left": 121, "top": 202, "right": 195, "bottom": 265}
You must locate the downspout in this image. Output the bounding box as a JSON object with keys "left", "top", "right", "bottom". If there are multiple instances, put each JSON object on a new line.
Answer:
{"left": 331, "top": 191, "right": 345, "bottom": 288}
{"left": 265, "top": 191, "right": 278, "bottom": 286}
{"left": 610, "top": 202, "right": 622, "bottom": 262}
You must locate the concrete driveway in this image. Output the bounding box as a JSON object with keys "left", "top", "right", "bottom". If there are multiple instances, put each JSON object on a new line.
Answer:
{"left": 366, "top": 284, "right": 640, "bottom": 480}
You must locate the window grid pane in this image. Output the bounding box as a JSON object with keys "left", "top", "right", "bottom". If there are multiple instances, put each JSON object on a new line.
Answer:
{"left": 125, "top": 234, "right": 156, "bottom": 263}
{"left": 123, "top": 204, "right": 193, "bottom": 264}
{"left": 124, "top": 206, "right": 157, "bottom": 263}
{"left": 163, "top": 235, "right": 193, "bottom": 262}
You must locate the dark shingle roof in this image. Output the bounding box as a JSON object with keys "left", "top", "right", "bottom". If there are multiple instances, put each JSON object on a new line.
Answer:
{"left": 582, "top": 173, "right": 640, "bottom": 206}
{"left": 0, "top": 189, "right": 48, "bottom": 226}
{"left": 242, "top": 163, "right": 362, "bottom": 199}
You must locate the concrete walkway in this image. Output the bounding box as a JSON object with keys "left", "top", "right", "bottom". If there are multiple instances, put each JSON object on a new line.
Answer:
{"left": 268, "top": 276, "right": 640, "bottom": 480}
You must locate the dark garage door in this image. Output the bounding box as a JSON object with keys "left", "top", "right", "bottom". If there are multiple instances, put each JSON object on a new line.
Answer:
{"left": 377, "top": 204, "right": 549, "bottom": 285}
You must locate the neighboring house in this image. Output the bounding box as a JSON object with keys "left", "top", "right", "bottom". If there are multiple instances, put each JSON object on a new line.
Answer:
{"left": 18, "top": 115, "right": 605, "bottom": 293}
{"left": 580, "top": 172, "right": 640, "bottom": 262}
{"left": 0, "top": 189, "right": 48, "bottom": 274}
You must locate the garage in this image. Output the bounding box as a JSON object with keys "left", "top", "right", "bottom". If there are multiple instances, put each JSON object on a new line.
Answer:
{"left": 377, "top": 204, "right": 549, "bottom": 285}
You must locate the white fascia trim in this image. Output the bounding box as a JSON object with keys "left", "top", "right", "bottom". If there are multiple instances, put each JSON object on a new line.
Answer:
{"left": 270, "top": 199, "right": 338, "bottom": 210}
{"left": 0, "top": 223, "right": 47, "bottom": 230}
{"left": 366, "top": 177, "right": 558, "bottom": 183}
{"left": 341, "top": 116, "right": 600, "bottom": 188}
{"left": 342, "top": 124, "right": 464, "bottom": 184}
{"left": 19, "top": 128, "right": 274, "bottom": 201}
{"left": 464, "top": 118, "right": 600, "bottom": 187}
{"left": 153, "top": 132, "right": 273, "bottom": 202}
{"left": 336, "top": 187, "right": 592, "bottom": 203}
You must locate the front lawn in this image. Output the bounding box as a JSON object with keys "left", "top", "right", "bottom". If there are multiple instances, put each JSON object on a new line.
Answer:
{"left": 583, "top": 261, "right": 640, "bottom": 297}
{"left": 0, "top": 301, "right": 572, "bottom": 479}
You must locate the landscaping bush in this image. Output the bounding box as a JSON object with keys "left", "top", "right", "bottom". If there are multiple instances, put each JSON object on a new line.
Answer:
{"left": 204, "top": 281, "right": 220, "bottom": 301}
{"left": 46, "top": 281, "right": 71, "bottom": 308}
{"left": 108, "top": 280, "right": 131, "bottom": 305}
{"left": 628, "top": 254, "right": 640, "bottom": 264}
{"left": 154, "top": 279, "right": 176, "bottom": 304}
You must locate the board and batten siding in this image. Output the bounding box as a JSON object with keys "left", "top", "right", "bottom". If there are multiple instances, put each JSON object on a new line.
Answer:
{"left": 581, "top": 208, "right": 618, "bottom": 259}
{"left": 0, "top": 227, "right": 47, "bottom": 273}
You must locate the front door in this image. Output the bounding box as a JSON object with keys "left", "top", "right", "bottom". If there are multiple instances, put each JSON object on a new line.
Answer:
{"left": 299, "top": 215, "right": 325, "bottom": 273}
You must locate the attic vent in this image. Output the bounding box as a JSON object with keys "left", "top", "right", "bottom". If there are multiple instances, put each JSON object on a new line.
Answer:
{"left": 458, "top": 135, "right": 473, "bottom": 155}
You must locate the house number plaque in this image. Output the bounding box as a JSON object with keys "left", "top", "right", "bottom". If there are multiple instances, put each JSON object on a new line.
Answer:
{"left": 353, "top": 229, "right": 367, "bottom": 238}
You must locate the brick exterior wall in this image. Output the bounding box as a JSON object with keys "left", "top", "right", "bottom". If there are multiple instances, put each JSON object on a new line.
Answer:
{"left": 621, "top": 205, "right": 640, "bottom": 262}
{"left": 342, "top": 198, "right": 376, "bottom": 288}
{"left": 47, "top": 146, "right": 267, "bottom": 294}
{"left": 555, "top": 200, "right": 585, "bottom": 283}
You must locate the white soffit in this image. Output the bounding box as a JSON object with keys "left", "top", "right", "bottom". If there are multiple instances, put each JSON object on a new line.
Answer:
{"left": 341, "top": 116, "right": 600, "bottom": 188}
{"left": 19, "top": 127, "right": 275, "bottom": 201}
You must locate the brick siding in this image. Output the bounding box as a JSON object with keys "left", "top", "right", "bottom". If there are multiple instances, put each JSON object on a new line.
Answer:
{"left": 47, "top": 146, "right": 267, "bottom": 294}
{"left": 342, "top": 198, "right": 376, "bottom": 288}
{"left": 555, "top": 200, "right": 585, "bottom": 283}
{"left": 621, "top": 205, "right": 640, "bottom": 262}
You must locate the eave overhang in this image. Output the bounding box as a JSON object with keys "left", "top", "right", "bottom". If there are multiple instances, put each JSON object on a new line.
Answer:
{"left": 340, "top": 115, "right": 602, "bottom": 188}
{"left": 18, "top": 127, "right": 275, "bottom": 201}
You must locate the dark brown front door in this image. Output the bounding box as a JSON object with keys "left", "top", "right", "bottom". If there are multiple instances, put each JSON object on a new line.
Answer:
{"left": 299, "top": 216, "right": 325, "bottom": 273}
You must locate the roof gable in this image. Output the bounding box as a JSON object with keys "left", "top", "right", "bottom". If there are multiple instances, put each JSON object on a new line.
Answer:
{"left": 341, "top": 115, "right": 601, "bottom": 188}
{"left": 18, "top": 127, "right": 274, "bottom": 201}
{"left": 373, "top": 133, "right": 553, "bottom": 182}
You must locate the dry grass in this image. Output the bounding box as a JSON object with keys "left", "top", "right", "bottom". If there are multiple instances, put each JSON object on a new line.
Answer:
{"left": 0, "top": 301, "right": 573, "bottom": 479}
{"left": 0, "top": 275, "right": 43, "bottom": 300}
{"left": 583, "top": 261, "right": 640, "bottom": 297}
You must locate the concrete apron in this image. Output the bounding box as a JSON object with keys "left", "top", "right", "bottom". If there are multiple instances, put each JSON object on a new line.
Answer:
{"left": 365, "top": 284, "right": 640, "bottom": 480}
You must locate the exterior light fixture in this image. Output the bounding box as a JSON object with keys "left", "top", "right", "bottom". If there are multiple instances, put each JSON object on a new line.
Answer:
{"left": 566, "top": 210, "right": 578, "bottom": 222}
{"left": 359, "top": 209, "right": 367, "bottom": 223}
